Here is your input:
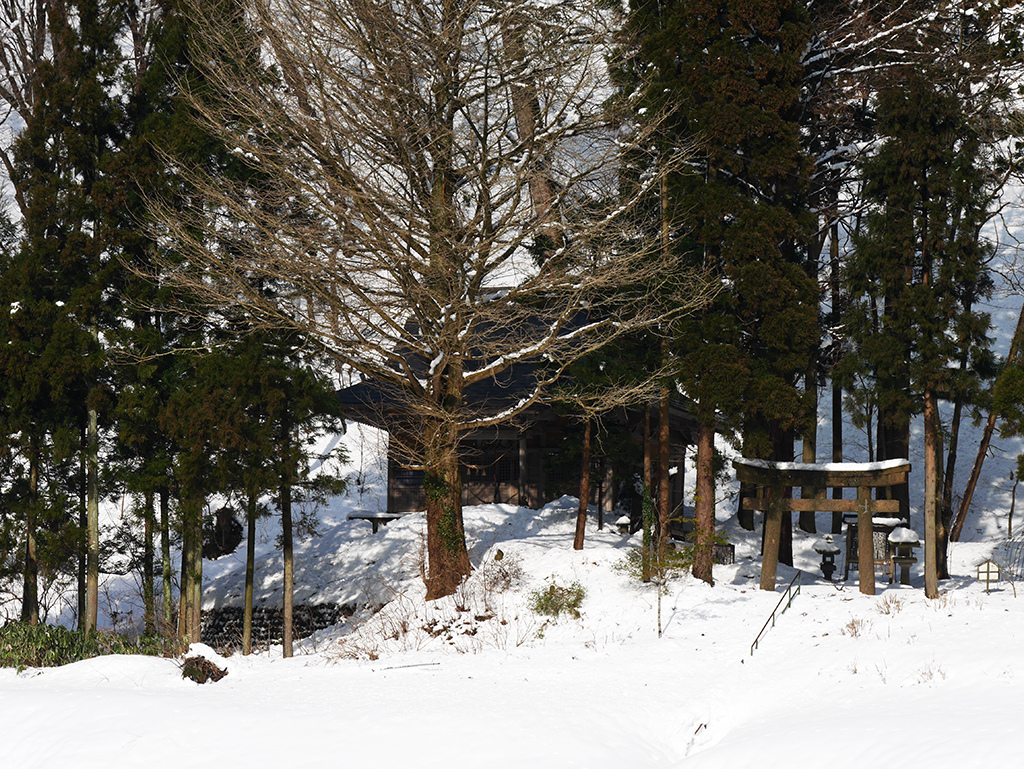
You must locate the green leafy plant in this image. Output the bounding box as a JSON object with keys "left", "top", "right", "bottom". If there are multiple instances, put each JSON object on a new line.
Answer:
{"left": 529, "top": 581, "right": 585, "bottom": 619}
{"left": 0, "top": 622, "right": 169, "bottom": 670}
{"left": 616, "top": 544, "right": 696, "bottom": 586}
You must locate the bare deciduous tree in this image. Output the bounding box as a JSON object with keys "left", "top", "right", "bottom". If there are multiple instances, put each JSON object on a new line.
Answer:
{"left": 158, "top": 0, "right": 713, "bottom": 599}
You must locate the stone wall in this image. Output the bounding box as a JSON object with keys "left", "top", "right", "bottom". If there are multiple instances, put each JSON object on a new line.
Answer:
{"left": 200, "top": 603, "right": 355, "bottom": 652}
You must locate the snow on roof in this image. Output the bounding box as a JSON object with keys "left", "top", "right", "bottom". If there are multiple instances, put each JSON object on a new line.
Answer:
{"left": 733, "top": 457, "right": 910, "bottom": 472}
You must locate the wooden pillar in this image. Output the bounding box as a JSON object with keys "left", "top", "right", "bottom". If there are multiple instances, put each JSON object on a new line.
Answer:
{"left": 857, "top": 485, "right": 875, "bottom": 595}
{"left": 760, "top": 488, "right": 782, "bottom": 591}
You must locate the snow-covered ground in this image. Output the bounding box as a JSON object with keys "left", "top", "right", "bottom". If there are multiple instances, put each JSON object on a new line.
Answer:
{"left": 2, "top": 464, "right": 1023, "bottom": 768}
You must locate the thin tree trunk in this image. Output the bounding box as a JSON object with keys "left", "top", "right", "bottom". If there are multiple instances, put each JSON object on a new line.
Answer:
{"left": 85, "top": 374, "right": 100, "bottom": 635}
{"left": 642, "top": 408, "right": 652, "bottom": 582}
{"left": 281, "top": 475, "right": 293, "bottom": 658}
{"left": 78, "top": 424, "right": 86, "bottom": 629}
{"left": 938, "top": 396, "right": 963, "bottom": 580}
{"left": 143, "top": 491, "right": 155, "bottom": 636}
{"left": 800, "top": 367, "right": 818, "bottom": 533}
{"left": 160, "top": 485, "right": 172, "bottom": 633}
{"left": 178, "top": 496, "right": 203, "bottom": 643}
{"left": 953, "top": 300, "right": 1024, "bottom": 541}
{"left": 1009, "top": 474, "right": 1018, "bottom": 540}
{"left": 243, "top": 493, "right": 256, "bottom": 655}
{"left": 573, "top": 419, "right": 592, "bottom": 550}
{"left": 737, "top": 424, "right": 757, "bottom": 532}
{"left": 177, "top": 513, "right": 189, "bottom": 641}
{"left": 830, "top": 219, "right": 844, "bottom": 534}
{"left": 658, "top": 379, "right": 672, "bottom": 548}
{"left": 190, "top": 521, "right": 202, "bottom": 643}
{"left": 500, "top": 8, "right": 555, "bottom": 249}
{"left": 692, "top": 416, "right": 715, "bottom": 585}
{"left": 924, "top": 389, "right": 941, "bottom": 599}
{"left": 21, "top": 448, "right": 39, "bottom": 625}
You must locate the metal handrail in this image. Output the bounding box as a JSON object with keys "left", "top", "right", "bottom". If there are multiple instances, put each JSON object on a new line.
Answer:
{"left": 750, "top": 571, "right": 802, "bottom": 656}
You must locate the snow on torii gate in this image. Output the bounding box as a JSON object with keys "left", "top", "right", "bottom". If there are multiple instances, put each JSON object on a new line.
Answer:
{"left": 733, "top": 458, "right": 912, "bottom": 595}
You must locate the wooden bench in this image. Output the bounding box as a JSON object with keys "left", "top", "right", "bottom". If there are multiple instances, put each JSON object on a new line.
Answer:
{"left": 347, "top": 511, "right": 405, "bottom": 533}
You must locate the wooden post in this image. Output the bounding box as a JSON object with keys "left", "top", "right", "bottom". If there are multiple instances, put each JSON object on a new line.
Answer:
{"left": 761, "top": 488, "right": 782, "bottom": 591}
{"left": 857, "top": 485, "right": 875, "bottom": 595}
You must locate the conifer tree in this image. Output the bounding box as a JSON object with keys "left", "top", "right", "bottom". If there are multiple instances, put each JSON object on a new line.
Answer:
{"left": 625, "top": 0, "right": 818, "bottom": 583}
{"left": 844, "top": 73, "right": 997, "bottom": 597}
{"left": 0, "top": 0, "right": 122, "bottom": 627}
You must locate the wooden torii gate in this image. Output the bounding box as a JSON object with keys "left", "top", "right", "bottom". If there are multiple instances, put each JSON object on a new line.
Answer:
{"left": 733, "top": 458, "right": 912, "bottom": 595}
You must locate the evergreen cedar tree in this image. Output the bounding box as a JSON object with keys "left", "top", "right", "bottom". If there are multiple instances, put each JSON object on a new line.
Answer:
{"left": 845, "top": 74, "right": 997, "bottom": 596}
{"left": 624, "top": 0, "right": 818, "bottom": 581}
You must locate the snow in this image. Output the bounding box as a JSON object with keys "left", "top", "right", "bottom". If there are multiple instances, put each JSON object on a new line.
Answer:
{"left": 3, "top": 471, "right": 1024, "bottom": 768}
{"left": 734, "top": 457, "right": 911, "bottom": 472}
{"left": 889, "top": 527, "right": 921, "bottom": 544}
{"left": 813, "top": 538, "right": 841, "bottom": 554}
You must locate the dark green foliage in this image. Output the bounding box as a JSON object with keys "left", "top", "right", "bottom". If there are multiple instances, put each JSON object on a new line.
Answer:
{"left": 0, "top": 622, "right": 167, "bottom": 670}
{"left": 841, "top": 73, "right": 996, "bottom": 433}
{"left": 625, "top": 0, "right": 818, "bottom": 445}
{"left": 994, "top": 364, "right": 1024, "bottom": 437}
{"left": 529, "top": 581, "right": 586, "bottom": 620}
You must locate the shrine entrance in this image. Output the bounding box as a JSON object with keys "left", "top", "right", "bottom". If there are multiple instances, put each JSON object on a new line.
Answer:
{"left": 733, "top": 458, "right": 912, "bottom": 595}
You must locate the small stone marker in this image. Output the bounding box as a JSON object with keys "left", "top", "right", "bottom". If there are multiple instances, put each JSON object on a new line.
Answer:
{"left": 977, "top": 559, "right": 1001, "bottom": 593}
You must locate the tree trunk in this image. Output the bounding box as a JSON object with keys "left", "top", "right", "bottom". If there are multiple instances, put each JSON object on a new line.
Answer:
{"left": 143, "top": 491, "right": 155, "bottom": 637}
{"left": 773, "top": 426, "right": 794, "bottom": 567}
{"left": 953, "top": 300, "right": 1024, "bottom": 541}
{"left": 190, "top": 527, "right": 202, "bottom": 643}
{"left": 923, "top": 388, "right": 941, "bottom": 599}
{"left": 737, "top": 423, "right": 755, "bottom": 531}
{"left": 938, "top": 395, "right": 962, "bottom": 580}
{"left": 800, "top": 366, "right": 818, "bottom": 533}
{"left": 243, "top": 493, "right": 256, "bottom": 655}
{"left": 177, "top": 517, "right": 189, "bottom": 641}
{"left": 830, "top": 378, "right": 844, "bottom": 534}
{"left": 85, "top": 383, "right": 100, "bottom": 636}
{"left": 692, "top": 416, "right": 715, "bottom": 585}
{"left": 21, "top": 449, "right": 39, "bottom": 626}
{"left": 281, "top": 473, "right": 294, "bottom": 658}
{"left": 1009, "top": 475, "right": 1018, "bottom": 540}
{"left": 78, "top": 425, "right": 86, "bottom": 629}
{"left": 500, "top": 7, "right": 556, "bottom": 252}
{"left": 827, "top": 217, "right": 843, "bottom": 536}
{"left": 160, "top": 485, "right": 173, "bottom": 633}
{"left": 642, "top": 408, "right": 653, "bottom": 582}
{"left": 573, "top": 419, "right": 592, "bottom": 550}
{"left": 178, "top": 496, "right": 203, "bottom": 643}
{"left": 658, "top": 380, "right": 672, "bottom": 547}
{"left": 423, "top": 417, "right": 471, "bottom": 600}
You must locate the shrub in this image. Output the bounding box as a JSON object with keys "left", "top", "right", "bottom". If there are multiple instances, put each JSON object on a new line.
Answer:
{"left": 479, "top": 549, "right": 524, "bottom": 594}
{"left": 615, "top": 544, "right": 694, "bottom": 584}
{"left": 529, "top": 581, "right": 585, "bottom": 619}
{"left": 0, "top": 622, "right": 168, "bottom": 670}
